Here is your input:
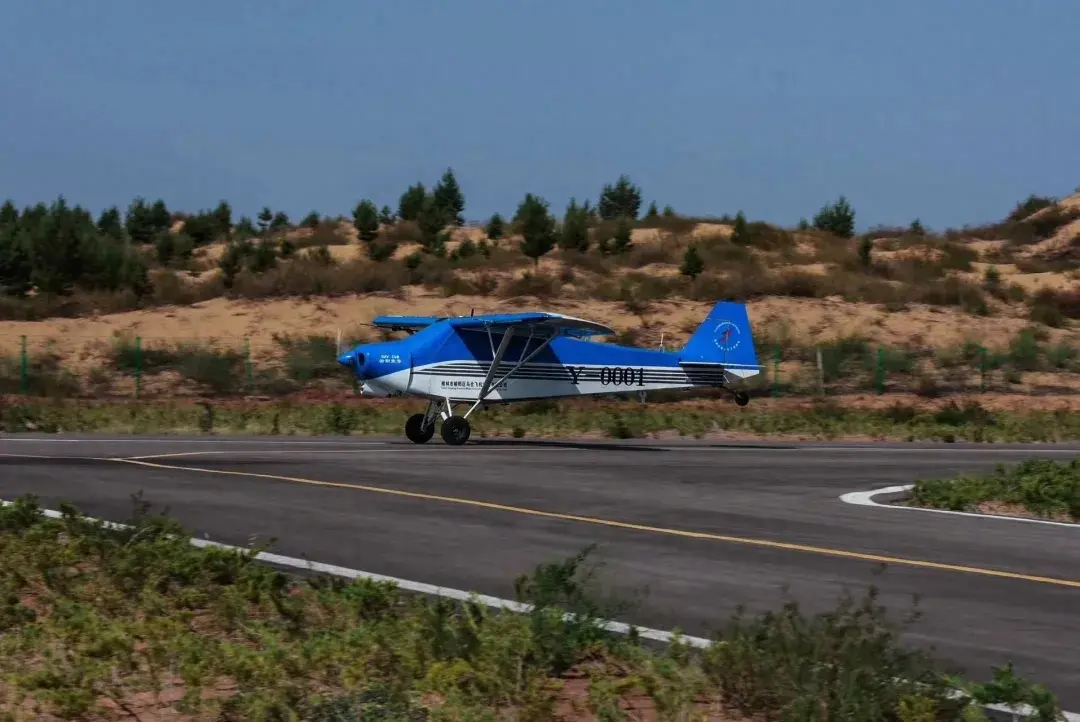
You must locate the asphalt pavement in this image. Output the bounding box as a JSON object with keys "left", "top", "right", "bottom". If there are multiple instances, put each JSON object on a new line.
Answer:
{"left": 2, "top": 434, "right": 1079, "bottom": 706}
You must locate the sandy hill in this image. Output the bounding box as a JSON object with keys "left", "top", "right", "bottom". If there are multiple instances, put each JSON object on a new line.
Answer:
{"left": 2, "top": 190, "right": 1080, "bottom": 401}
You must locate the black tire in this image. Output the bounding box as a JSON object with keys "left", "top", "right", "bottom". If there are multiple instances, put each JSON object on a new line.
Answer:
{"left": 405, "top": 413, "right": 435, "bottom": 444}
{"left": 734, "top": 390, "right": 750, "bottom": 407}
{"left": 440, "top": 416, "right": 471, "bottom": 446}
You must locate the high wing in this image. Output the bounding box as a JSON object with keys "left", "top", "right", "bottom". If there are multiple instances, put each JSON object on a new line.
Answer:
{"left": 373, "top": 311, "right": 616, "bottom": 339}
{"left": 371, "top": 315, "right": 445, "bottom": 333}
{"left": 448, "top": 312, "right": 615, "bottom": 339}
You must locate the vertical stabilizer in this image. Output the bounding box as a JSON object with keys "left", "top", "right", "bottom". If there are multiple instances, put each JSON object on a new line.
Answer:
{"left": 679, "top": 301, "right": 759, "bottom": 369}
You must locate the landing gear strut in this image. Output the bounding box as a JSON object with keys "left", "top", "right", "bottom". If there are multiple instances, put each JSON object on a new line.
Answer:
{"left": 440, "top": 416, "right": 471, "bottom": 445}
{"left": 405, "top": 399, "right": 474, "bottom": 446}
{"left": 404, "top": 413, "right": 435, "bottom": 443}
{"left": 728, "top": 388, "right": 750, "bottom": 407}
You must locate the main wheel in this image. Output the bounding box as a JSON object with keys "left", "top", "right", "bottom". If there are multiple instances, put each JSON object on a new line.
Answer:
{"left": 733, "top": 390, "right": 750, "bottom": 407}
{"left": 405, "top": 413, "right": 435, "bottom": 444}
{"left": 440, "top": 415, "right": 471, "bottom": 446}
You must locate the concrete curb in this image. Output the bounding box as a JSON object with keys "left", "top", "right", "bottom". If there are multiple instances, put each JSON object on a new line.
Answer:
{"left": 841, "top": 484, "right": 1080, "bottom": 529}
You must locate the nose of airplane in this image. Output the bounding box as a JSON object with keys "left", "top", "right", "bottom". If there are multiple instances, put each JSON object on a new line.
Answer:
{"left": 337, "top": 350, "right": 364, "bottom": 372}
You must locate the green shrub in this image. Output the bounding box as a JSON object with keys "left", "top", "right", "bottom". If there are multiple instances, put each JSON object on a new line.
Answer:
{"left": 910, "top": 457, "right": 1080, "bottom": 521}
{"left": 0, "top": 495, "right": 1059, "bottom": 722}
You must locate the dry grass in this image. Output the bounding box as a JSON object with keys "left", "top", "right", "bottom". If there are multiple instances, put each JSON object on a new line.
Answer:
{"left": 4, "top": 293, "right": 1076, "bottom": 372}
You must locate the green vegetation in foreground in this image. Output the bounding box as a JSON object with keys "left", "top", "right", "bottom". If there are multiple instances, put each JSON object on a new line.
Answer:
{"left": 910, "top": 458, "right": 1080, "bottom": 522}
{"left": 5, "top": 397, "right": 1080, "bottom": 443}
{"left": 0, "top": 494, "right": 1064, "bottom": 721}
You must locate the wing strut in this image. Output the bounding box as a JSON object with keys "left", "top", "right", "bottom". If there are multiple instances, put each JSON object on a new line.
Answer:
{"left": 479, "top": 324, "right": 515, "bottom": 400}
{"left": 462, "top": 326, "right": 554, "bottom": 418}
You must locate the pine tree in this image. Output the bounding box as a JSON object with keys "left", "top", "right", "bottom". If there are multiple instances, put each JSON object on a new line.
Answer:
{"left": 680, "top": 245, "right": 704, "bottom": 278}
{"left": 182, "top": 213, "right": 219, "bottom": 247}
{"left": 125, "top": 197, "right": 157, "bottom": 245}
{"left": 812, "top": 195, "right": 856, "bottom": 238}
{"left": 301, "top": 211, "right": 321, "bottom": 229}
{"left": 662, "top": 205, "right": 676, "bottom": 218}
{"left": 379, "top": 205, "right": 395, "bottom": 225}
{"left": 516, "top": 194, "right": 556, "bottom": 267}
{"left": 432, "top": 168, "right": 465, "bottom": 226}
{"left": 173, "top": 233, "right": 195, "bottom": 265}
{"left": 96, "top": 206, "right": 124, "bottom": 239}
{"left": 368, "top": 242, "right": 395, "bottom": 262}
{"left": 611, "top": 217, "right": 633, "bottom": 255}
{"left": 155, "top": 231, "right": 176, "bottom": 267}
{"left": 0, "top": 200, "right": 18, "bottom": 227}
{"left": 257, "top": 207, "right": 273, "bottom": 234}
{"left": 30, "top": 197, "right": 93, "bottom": 295}
{"left": 598, "top": 174, "right": 643, "bottom": 220}
{"left": 219, "top": 242, "right": 244, "bottom": 289}
{"left": 270, "top": 211, "right": 290, "bottom": 231}
{"left": 558, "top": 199, "right": 589, "bottom": 252}
{"left": 858, "top": 236, "right": 873, "bottom": 269}
{"left": 352, "top": 199, "right": 380, "bottom": 243}
{"left": 0, "top": 222, "right": 32, "bottom": 296}
{"left": 149, "top": 200, "right": 171, "bottom": 233}
{"left": 213, "top": 200, "right": 232, "bottom": 239}
{"left": 279, "top": 236, "right": 296, "bottom": 258}
{"left": 486, "top": 213, "right": 505, "bottom": 240}
{"left": 417, "top": 195, "right": 446, "bottom": 252}
{"left": 235, "top": 216, "right": 257, "bottom": 239}
{"left": 248, "top": 237, "right": 279, "bottom": 273}
{"left": 645, "top": 201, "right": 659, "bottom": 218}
{"left": 730, "top": 211, "right": 749, "bottom": 245}
{"left": 398, "top": 183, "right": 427, "bottom": 222}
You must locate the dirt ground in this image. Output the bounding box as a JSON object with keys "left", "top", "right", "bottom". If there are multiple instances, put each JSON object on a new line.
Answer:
{"left": 3, "top": 291, "right": 1076, "bottom": 370}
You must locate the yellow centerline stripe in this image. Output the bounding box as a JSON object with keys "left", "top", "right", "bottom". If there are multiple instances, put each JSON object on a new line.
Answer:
{"left": 110, "top": 457, "right": 1080, "bottom": 589}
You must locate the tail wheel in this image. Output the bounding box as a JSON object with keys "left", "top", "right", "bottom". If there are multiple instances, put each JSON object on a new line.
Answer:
{"left": 440, "top": 416, "right": 471, "bottom": 446}
{"left": 405, "top": 413, "right": 435, "bottom": 444}
{"left": 734, "top": 391, "right": 750, "bottom": 407}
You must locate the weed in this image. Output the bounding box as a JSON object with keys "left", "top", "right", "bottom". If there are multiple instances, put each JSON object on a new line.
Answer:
{"left": 910, "top": 457, "right": 1080, "bottom": 521}
{"left": 0, "top": 496, "right": 1058, "bottom": 720}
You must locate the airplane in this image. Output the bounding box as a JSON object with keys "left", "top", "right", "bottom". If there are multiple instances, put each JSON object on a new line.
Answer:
{"left": 336, "top": 300, "right": 762, "bottom": 446}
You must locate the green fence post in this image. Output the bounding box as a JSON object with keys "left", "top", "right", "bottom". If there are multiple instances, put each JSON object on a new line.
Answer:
{"left": 772, "top": 345, "right": 780, "bottom": 397}
{"left": 979, "top": 346, "right": 986, "bottom": 393}
{"left": 244, "top": 337, "right": 253, "bottom": 392}
{"left": 19, "top": 335, "right": 28, "bottom": 395}
{"left": 876, "top": 347, "right": 884, "bottom": 395}
{"left": 135, "top": 336, "right": 142, "bottom": 398}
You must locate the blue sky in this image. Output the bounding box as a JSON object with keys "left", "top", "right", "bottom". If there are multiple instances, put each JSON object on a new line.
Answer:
{"left": 1, "top": 0, "right": 1076, "bottom": 232}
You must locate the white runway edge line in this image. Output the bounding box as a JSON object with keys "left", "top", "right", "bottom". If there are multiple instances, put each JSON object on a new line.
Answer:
{"left": 842, "top": 485, "right": 1080, "bottom": 529}
{"left": 0, "top": 499, "right": 708, "bottom": 649}
{"left": 0, "top": 500, "right": 1075, "bottom": 721}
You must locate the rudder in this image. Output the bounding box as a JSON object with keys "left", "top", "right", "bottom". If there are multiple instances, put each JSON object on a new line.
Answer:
{"left": 679, "top": 301, "right": 759, "bottom": 368}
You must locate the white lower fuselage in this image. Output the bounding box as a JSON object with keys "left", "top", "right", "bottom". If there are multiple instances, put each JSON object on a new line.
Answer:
{"left": 361, "top": 361, "right": 759, "bottom": 401}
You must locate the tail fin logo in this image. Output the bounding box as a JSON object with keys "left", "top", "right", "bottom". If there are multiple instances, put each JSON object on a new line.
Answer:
{"left": 713, "top": 320, "right": 740, "bottom": 352}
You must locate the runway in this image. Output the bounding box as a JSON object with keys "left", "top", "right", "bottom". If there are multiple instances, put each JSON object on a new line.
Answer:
{"left": 2, "top": 434, "right": 1080, "bottom": 706}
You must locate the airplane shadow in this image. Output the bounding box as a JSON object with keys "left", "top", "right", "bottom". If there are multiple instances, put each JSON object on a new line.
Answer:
{"left": 464, "top": 438, "right": 799, "bottom": 451}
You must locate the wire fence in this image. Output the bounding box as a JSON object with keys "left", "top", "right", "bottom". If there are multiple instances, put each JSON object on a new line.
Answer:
{"left": 1, "top": 329, "right": 1077, "bottom": 401}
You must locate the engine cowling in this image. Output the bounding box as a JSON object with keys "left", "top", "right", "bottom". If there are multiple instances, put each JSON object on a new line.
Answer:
{"left": 338, "top": 343, "right": 411, "bottom": 395}
{"left": 359, "top": 382, "right": 390, "bottom": 397}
